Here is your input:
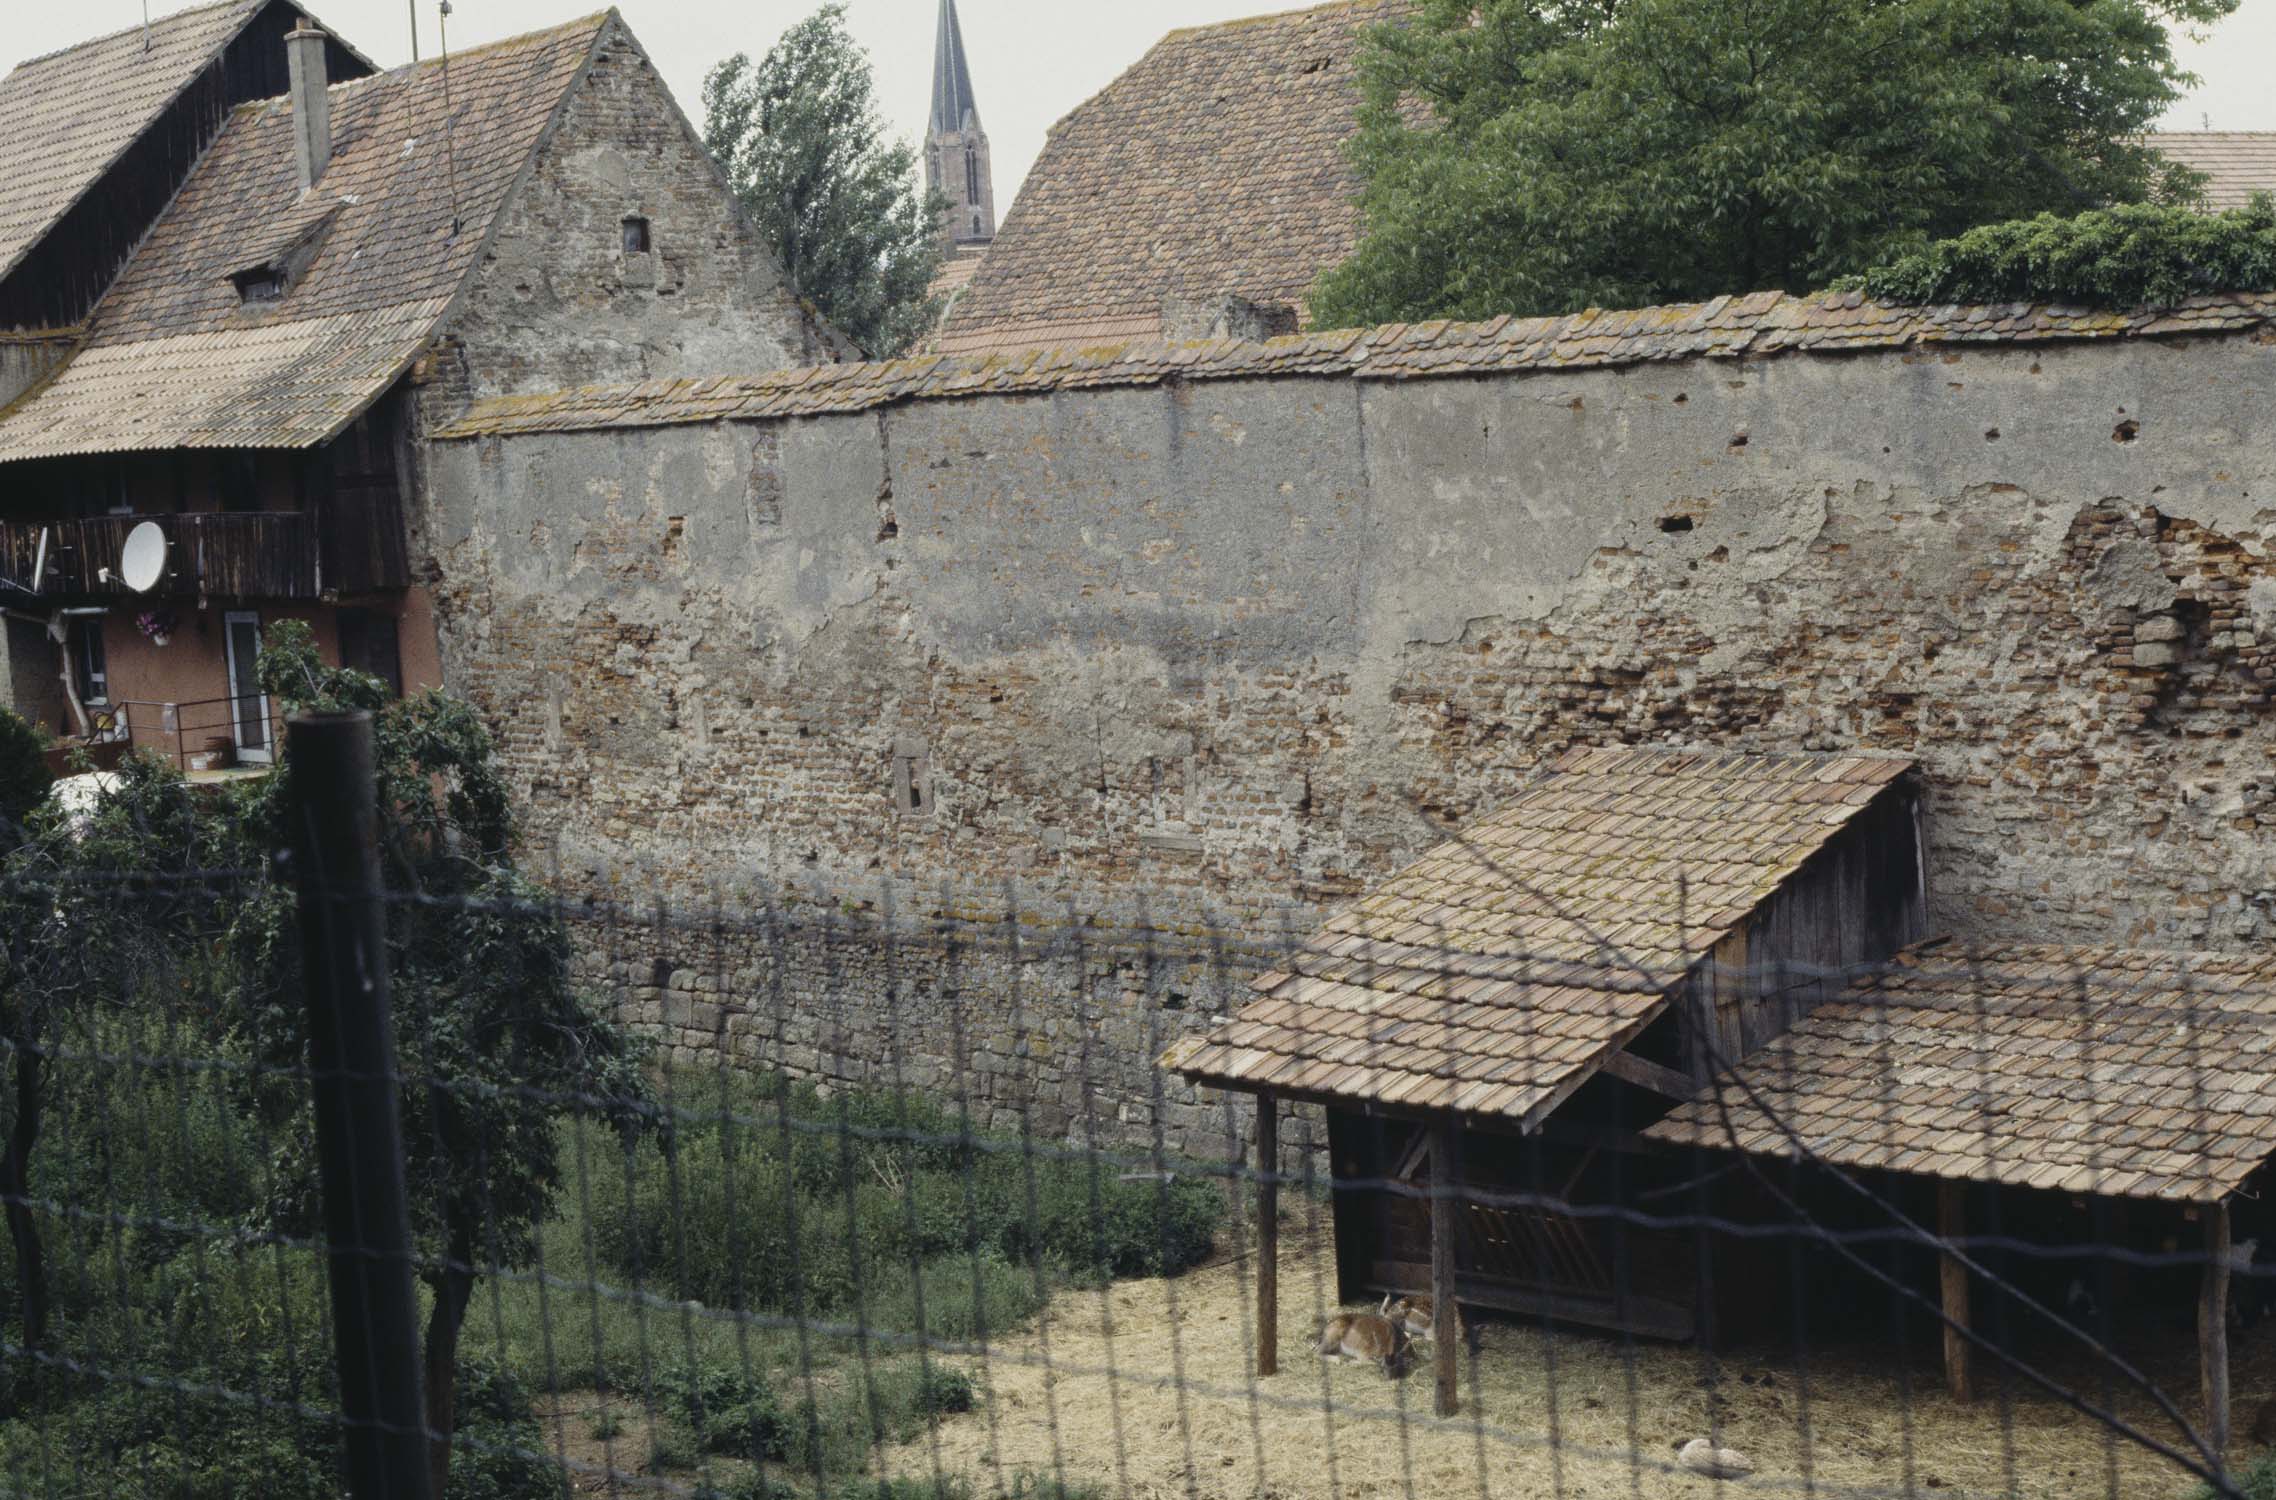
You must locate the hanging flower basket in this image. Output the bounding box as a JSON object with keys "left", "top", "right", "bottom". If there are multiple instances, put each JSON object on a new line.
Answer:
{"left": 135, "top": 609, "right": 178, "bottom": 647}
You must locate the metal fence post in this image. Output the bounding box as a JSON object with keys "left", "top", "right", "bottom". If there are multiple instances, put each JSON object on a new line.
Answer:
{"left": 287, "top": 711, "right": 434, "bottom": 1500}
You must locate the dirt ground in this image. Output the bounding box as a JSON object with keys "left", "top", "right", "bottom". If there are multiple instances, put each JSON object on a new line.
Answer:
{"left": 872, "top": 1227, "right": 2259, "bottom": 1500}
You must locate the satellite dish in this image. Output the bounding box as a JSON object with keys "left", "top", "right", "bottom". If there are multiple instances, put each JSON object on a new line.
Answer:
{"left": 119, "top": 522, "right": 167, "bottom": 594}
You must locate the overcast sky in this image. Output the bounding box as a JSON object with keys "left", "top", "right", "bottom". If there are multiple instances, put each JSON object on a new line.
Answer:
{"left": 12, "top": 0, "right": 2276, "bottom": 211}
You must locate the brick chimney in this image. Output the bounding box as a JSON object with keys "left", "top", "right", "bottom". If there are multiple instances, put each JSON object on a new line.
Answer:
{"left": 286, "top": 23, "right": 332, "bottom": 192}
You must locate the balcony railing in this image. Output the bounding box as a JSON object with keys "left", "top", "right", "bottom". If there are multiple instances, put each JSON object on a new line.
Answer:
{"left": 0, "top": 488, "right": 408, "bottom": 602}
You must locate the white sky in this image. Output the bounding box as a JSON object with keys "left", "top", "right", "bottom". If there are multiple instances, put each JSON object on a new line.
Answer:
{"left": 10, "top": 0, "right": 2275, "bottom": 212}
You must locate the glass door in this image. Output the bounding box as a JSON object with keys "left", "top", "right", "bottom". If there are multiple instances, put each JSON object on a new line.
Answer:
{"left": 222, "top": 611, "right": 272, "bottom": 765}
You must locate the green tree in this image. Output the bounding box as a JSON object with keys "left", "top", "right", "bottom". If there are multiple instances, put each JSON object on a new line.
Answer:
{"left": 0, "top": 707, "right": 46, "bottom": 842}
{"left": 1311, "top": 0, "right": 2236, "bottom": 328}
{"left": 232, "top": 622, "right": 656, "bottom": 1496}
{"left": 704, "top": 4, "right": 944, "bottom": 358}
{"left": 1851, "top": 194, "right": 2276, "bottom": 307}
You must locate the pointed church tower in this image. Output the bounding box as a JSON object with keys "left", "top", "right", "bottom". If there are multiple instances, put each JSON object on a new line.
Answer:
{"left": 926, "top": 0, "right": 995, "bottom": 252}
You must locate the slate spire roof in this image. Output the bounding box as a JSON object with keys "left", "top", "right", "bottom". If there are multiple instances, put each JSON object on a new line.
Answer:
{"left": 930, "top": 0, "right": 980, "bottom": 135}
{"left": 0, "top": 14, "right": 612, "bottom": 459}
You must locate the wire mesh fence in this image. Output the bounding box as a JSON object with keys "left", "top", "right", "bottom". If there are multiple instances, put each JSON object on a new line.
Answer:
{"left": 0, "top": 715, "right": 2267, "bottom": 1500}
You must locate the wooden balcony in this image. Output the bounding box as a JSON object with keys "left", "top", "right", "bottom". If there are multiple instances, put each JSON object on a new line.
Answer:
{"left": 0, "top": 487, "right": 408, "bottom": 602}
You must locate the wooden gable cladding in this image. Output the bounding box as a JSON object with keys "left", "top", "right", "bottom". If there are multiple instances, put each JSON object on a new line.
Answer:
{"left": 1163, "top": 748, "right": 1925, "bottom": 1129}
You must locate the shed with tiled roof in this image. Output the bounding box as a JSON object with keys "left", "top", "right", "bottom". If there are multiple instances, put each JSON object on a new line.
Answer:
{"left": 1646, "top": 940, "right": 2276, "bottom": 1430}
{"left": 1162, "top": 747, "right": 1928, "bottom": 1411}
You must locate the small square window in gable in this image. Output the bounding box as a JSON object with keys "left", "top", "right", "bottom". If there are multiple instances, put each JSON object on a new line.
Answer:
{"left": 891, "top": 735, "right": 933, "bottom": 820}
{"left": 622, "top": 216, "right": 652, "bottom": 256}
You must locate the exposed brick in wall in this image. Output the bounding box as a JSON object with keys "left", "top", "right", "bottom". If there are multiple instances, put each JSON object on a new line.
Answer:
{"left": 423, "top": 330, "right": 2276, "bottom": 1155}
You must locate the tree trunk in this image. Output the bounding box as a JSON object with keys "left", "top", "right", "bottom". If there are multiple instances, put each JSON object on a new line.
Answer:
{"left": 0, "top": 1043, "right": 46, "bottom": 1355}
{"left": 423, "top": 1250, "right": 475, "bottom": 1500}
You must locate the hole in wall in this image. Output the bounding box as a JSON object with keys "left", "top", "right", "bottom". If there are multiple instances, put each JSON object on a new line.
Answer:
{"left": 2114, "top": 419, "right": 2141, "bottom": 444}
{"left": 1673, "top": 393, "right": 1689, "bottom": 405}
{"left": 1984, "top": 428, "right": 2001, "bottom": 442}
{"left": 1728, "top": 434, "right": 1750, "bottom": 450}
{"left": 1659, "top": 515, "right": 1695, "bottom": 534}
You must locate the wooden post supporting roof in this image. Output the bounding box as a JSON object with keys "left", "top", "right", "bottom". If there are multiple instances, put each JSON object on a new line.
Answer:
{"left": 1430, "top": 1121, "right": 1459, "bottom": 1418}
{"left": 1256, "top": 1093, "right": 1278, "bottom": 1378}
{"left": 1937, "top": 1181, "right": 1972, "bottom": 1403}
{"left": 2202, "top": 1202, "right": 2231, "bottom": 1472}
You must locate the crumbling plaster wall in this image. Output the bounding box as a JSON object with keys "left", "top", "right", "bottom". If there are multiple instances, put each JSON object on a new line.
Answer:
{"left": 426, "top": 329, "right": 2276, "bottom": 1155}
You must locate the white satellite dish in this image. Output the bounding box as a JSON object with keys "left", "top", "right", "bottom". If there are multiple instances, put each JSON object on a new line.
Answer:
{"left": 118, "top": 521, "right": 168, "bottom": 594}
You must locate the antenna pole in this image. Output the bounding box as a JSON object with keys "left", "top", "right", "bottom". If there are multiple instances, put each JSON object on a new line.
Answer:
{"left": 408, "top": 0, "right": 419, "bottom": 61}
{"left": 142, "top": 0, "right": 151, "bottom": 51}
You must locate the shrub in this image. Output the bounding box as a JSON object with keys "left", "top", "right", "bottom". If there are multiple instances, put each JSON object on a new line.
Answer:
{"left": 657, "top": 1360, "right": 790, "bottom": 1460}
{"left": 859, "top": 1252, "right": 1047, "bottom": 1344}
{"left": 448, "top": 1360, "right": 570, "bottom": 1500}
{"left": 590, "top": 1084, "right": 1222, "bottom": 1321}
{"left": 0, "top": 705, "right": 47, "bottom": 842}
{"left": 1023, "top": 1158, "right": 1223, "bottom": 1281}
{"left": 2192, "top": 1451, "right": 2276, "bottom": 1500}
{"left": 1848, "top": 197, "right": 2276, "bottom": 310}
{"left": 786, "top": 1358, "right": 982, "bottom": 1476}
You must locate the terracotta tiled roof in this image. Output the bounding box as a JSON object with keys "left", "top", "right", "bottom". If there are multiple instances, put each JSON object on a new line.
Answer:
{"left": 2149, "top": 132, "right": 2276, "bottom": 212}
{"left": 1158, "top": 748, "right": 1916, "bottom": 1124}
{"left": 0, "top": 0, "right": 270, "bottom": 289}
{"left": 433, "top": 288, "right": 2276, "bottom": 440}
{"left": 0, "top": 14, "right": 608, "bottom": 458}
{"left": 1647, "top": 943, "right": 2276, "bottom": 1204}
{"left": 935, "top": 0, "right": 1414, "bottom": 357}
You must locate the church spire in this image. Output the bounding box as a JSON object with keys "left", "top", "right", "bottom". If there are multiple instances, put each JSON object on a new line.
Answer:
{"left": 931, "top": 0, "right": 981, "bottom": 136}
{"left": 925, "top": 0, "right": 995, "bottom": 249}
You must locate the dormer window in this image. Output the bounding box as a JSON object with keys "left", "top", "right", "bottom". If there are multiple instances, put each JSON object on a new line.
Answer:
{"left": 226, "top": 203, "right": 338, "bottom": 306}
{"left": 232, "top": 270, "right": 285, "bottom": 303}
{"left": 622, "top": 216, "right": 652, "bottom": 255}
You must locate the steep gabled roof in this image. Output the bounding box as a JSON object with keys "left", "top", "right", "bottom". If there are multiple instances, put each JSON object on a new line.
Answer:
{"left": 1163, "top": 748, "right": 1916, "bottom": 1124}
{"left": 937, "top": 0, "right": 1414, "bottom": 356}
{"left": 0, "top": 0, "right": 371, "bottom": 292}
{"left": 0, "top": 13, "right": 610, "bottom": 458}
{"left": 2149, "top": 132, "right": 2276, "bottom": 212}
{"left": 1648, "top": 942, "right": 2276, "bottom": 1204}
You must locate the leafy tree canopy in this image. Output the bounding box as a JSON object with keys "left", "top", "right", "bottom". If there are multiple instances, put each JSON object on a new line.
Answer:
{"left": 1849, "top": 195, "right": 2276, "bottom": 308}
{"left": 0, "top": 709, "right": 45, "bottom": 847}
{"left": 704, "top": 3, "right": 945, "bottom": 358}
{"left": 1311, "top": 0, "right": 2238, "bottom": 328}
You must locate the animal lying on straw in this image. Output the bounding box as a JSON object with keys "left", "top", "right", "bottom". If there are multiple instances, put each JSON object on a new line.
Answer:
{"left": 1382, "top": 1293, "right": 1465, "bottom": 1347}
{"left": 1675, "top": 1438, "right": 1755, "bottom": 1480}
{"left": 1318, "top": 1304, "right": 1409, "bottom": 1374}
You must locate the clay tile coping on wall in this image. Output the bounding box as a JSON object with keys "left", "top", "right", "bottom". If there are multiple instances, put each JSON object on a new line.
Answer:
{"left": 432, "top": 289, "right": 2276, "bottom": 441}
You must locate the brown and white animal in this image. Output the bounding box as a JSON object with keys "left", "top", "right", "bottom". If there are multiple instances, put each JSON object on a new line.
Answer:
{"left": 1675, "top": 1438, "right": 1755, "bottom": 1480}
{"left": 1382, "top": 1293, "right": 1463, "bottom": 1346}
{"left": 1318, "top": 1306, "right": 1409, "bottom": 1374}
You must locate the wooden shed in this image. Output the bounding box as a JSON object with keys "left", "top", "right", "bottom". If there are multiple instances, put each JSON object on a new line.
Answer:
{"left": 1163, "top": 746, "right": 1928, "bottom": 1414}
{"left": 1648, "top": 941, "right": 2276, "bottom": 1457}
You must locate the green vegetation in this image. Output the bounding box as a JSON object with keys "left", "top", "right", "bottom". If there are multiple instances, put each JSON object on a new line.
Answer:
{"left": 1311, "top": 0, "right": 2237, "bottom": 328}
{"left": 0, "top": 706, "right": 45, "bottom": 840}
{"left": 1846, "top": 196, "right": 2276, "bottom": 309}
{"left": 0, "top": 633, "right": 1222, "bottom": 1497}
{"left": 2191, "top": 1450, "right": 2276, "bottom": 1500}
{"left": 703, "top": 4, "right": 944, "bottom": 358}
